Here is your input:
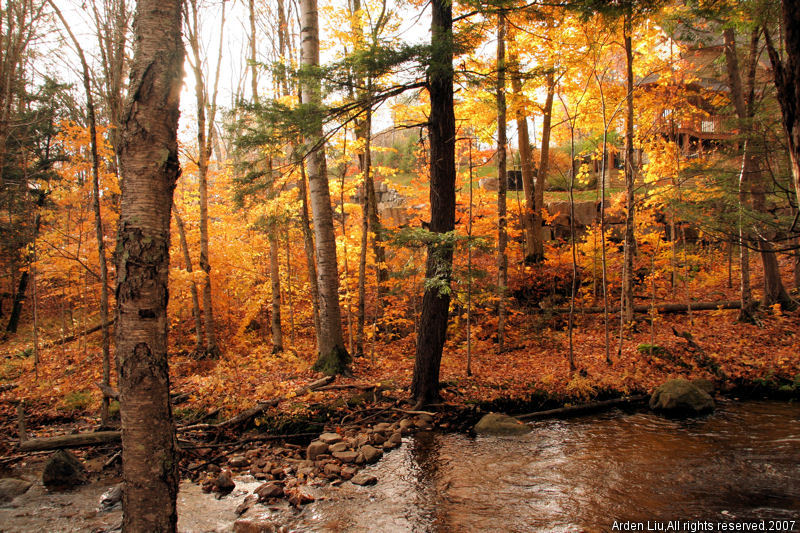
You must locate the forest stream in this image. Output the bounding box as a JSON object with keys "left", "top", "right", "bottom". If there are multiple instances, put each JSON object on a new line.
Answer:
{"left": 2, "top": 399, "right": 798, "bottom": 532}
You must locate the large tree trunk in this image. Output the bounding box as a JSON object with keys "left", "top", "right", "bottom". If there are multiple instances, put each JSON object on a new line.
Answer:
{"left": 764, "top": 2, "right": 800, "bottom": 213}
{"left": 411, "top": 0, "right": 455, "bottom": 407}
{"left": 495, "top": 13, "right": 508, "bottom": 353}
{"left": 301, "top": 0, "right": 349, "bottom": 375}
{"left": 724, "top": 28, "right": 795, "bottom": 312}
{"left": 532, "top": 71, "right": 555, "bottom": 264}
{"left": 115, "top": 0, "right": 183, "bottom": 528}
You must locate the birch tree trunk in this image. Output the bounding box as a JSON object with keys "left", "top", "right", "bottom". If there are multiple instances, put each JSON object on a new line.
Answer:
{"left": 115, "top": 0, "right": 183, "bottom": 527}
{"left": 301, "top": 0, "right": 349, "bottom": 374}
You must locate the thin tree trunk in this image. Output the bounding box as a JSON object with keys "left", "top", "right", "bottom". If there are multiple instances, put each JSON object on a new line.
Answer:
{"left": 411, "top": 0, "right": 455, "bottom": 407}
{"left": 5, "top": 271, "right": 27, "bottom": 333}
{"left": 269, "top": 228, "right": 284, "bottom": 352}
{"left": 285, "top": 228, "right": 295, "bottom": 345}
{"left": 173, "top": 211, "right": 203, "bottom": 351}
{"left": 466, "top": 136, "right": 474, "bottom": 376}
{"left": 737, "top": 144, "right": 754, "bottom": 318}
{"left": 186, "top": 0, "right": 224, "bottom": 357}
{"left": 495, "top": 12, "right": 508, "bottom": 353}
{"left": 356, "top": 107, "right": 372, "bottom": 357}
{"left": 115, "top": 0, "right": 183, "bottom": 527}
{"left": 49, "top": 0, "right": 112, "bottom": 424}
{"left": 338, "top": 142, "right": 354, "bottom": 355}
{"left": 301, "top": 0, "right": 349, "bottom": 374}
{"left": 510, "top": 54, "right": 535, "bottom": 261}
{"left": 299, "top": 162, "right": 322, "bottom": 346}
{"left": 621, "top": 14, "right": 636, "bottom": 325}
{"left": 595, "top": 70, "right": 611, "bottom": 365}
{"left": 249, "top": 0, "right": 284, "bottom": 351}
{"left": 532, "top": 71, "right": 555, "bottom": 264}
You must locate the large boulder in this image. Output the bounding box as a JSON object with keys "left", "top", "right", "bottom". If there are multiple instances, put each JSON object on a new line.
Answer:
{"left": 0, "top": 478, "right": 32, "bottom": 503}
{"left": 42, "top": 450, "right": 86, "bottom": 490}
{"left": 474, "top": 413, "right": 531, "bottom": 435}
{"left": 649, "top": 378, "right": 715, "bottom": 416}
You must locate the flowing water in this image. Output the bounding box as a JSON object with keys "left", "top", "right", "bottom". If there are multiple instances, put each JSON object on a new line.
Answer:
{"left": 282, "top": 399, "right": 800, "bottom": 532}
{"left": 1, "top": 400, "right": 797, "bottom": 532}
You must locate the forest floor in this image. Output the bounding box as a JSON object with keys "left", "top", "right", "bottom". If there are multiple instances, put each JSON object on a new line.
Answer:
{"left": 1, "top": 255, "right": 799, "bottom": 454}
{"left": 0, "top": 256, "right": 798, "bottom": 531}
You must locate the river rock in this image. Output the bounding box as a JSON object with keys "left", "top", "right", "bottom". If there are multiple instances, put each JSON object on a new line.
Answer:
{"left": 323, "top": 463, "right": 341, "bottom": 477}
{"left": 650, "top": 379, "right": 715, "bottom": 416}
{"left": 359, "top": 445, "right": 382, "bottom": 464}
{"left": 371, "top": 432, "right": 387, "bottom": 445}
{"left": 235, "top": 494, "right": 258, "bottom": 516}
{"left": 318, "top": 432, "right": 343, "bottom": 445}
{"left": 306, "top": 440, "right": 329, "bottom": 460}
{"left": 474, "top": 413, "right": 531, "bottom": 435}
{"left": 98, "top": 483, "right": 123, "bottom": 511}
{"left": 692, "top": 378, "right": 715, "bottom": 395}
{"left": 43, "top": 450, "right": 87, "bottom": 490}
{"left": 351, "top": 472, "right": 378, "bottom": 486}
{"left": 214, "top": 470, "right": 236, "bottom": 495}
{"left": 340, "top": 465, "right": 357, "bottom": 480}
{"left": 255, "top": 481, "right": 283, "bottom": 501}
{"left": 384, "top": 432, "right": 402, "bottom": 449}
{"left": 234, "top": 516, "right": 280, "bottom": 533}
{"left": 329, "top": 442, "right": 348, "bottom": 453}
{"left": 0, "top": 478, "right": 32, "bottom": 502}
{"left": 398, "top": 418, "right": 414, "bottom": 434}
{"left": 332, "top": 450, "right": 358, "bottom": 463}
{"left": 287, "top": 487, "right": 315, "bottom": 507}
{"left": 228, "top": 455, "right": 250, "bottom": 468}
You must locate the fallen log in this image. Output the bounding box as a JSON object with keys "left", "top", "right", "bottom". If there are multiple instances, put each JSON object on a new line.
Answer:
{"left": 517, "top": 395, "right": 648, "bottom": 421}
{"left": 315, "top": 383, "right": 377, "bottom": 392}
{"left": 179, "top": 375, "right": 334, "bottom": 432}
{"left": 17, "top": 431, "right": 121, "bottom": 452}
{"left": 536, "top": 301, "right": 740, "bottom": 315}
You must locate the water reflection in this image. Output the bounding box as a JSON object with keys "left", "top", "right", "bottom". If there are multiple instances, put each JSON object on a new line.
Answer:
{"left": 290, "top": 400, "right": 800, "bottom": 532}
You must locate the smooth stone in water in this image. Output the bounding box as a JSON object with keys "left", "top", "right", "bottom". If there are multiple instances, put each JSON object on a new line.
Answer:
{"left": 350, "top": 472, "right": 378, "bottom": 486}
{"left": 359, "top": 445, "right": 382, "bottom": 464}
{"left": 0, "top": 478, "right": 32, "bottom": 502}
{"left": 649, "top": 378, "right": 715, "bottom": 416}
{"left": 474, "top": 413, "right": 531, "bottom": 435}
{"left": 42, "top": 450, "right": 86, "bottom": 490}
